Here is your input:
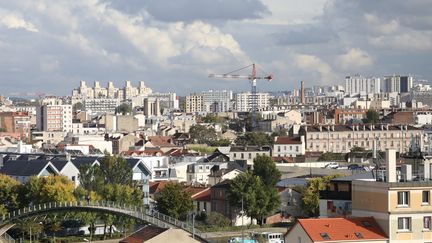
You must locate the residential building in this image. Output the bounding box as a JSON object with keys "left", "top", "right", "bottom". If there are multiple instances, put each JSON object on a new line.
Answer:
{"left": 201, "top": 90, "right": 233, "bottom": 112}
{"left": 143, "top": 97, "right": 161, "bottom": 117}
{"left": 185, "top": 93, "right": 204, "bottom": 113}
{"left": 0, "top": 111, "right": 31, "bottom": 140}
{"left": 272, "top": 136, "right": 305, "bottom": 157}
{"left": 351, "top": 149, "right": 432, "bottom": 243}
{"left": 148, "top": 92, "right": 179, "bottom": 112}
{"left": 187, "top": 162, "right": 225, "bottom": 185}
{"left": 229, "top": 146, "right": 271, "bottom": 166}
{"left": 333, "top": 109, "right": 366, "bottom": 124}
{"left": 72, "top": 80, "right": 152, "bottom": 101}
{"left": 83, "top": 98, "right": 120, "bottom": 114}
{"left": 192, "top": 188, "right": 211, "bottom": 215}
{"left": 300, "top": 124, "right": 425, "bottom": 153}
{"left": 284, "top": 217, "right": 388, "bottom": 243}
{"left": 234, "top": 92, "right": 269, "bottom": 112}
{"left": 36, "top": 98, "right": 73, "bottom": 132}
{"left": 345, "top": 75, "right": 381, "bottom": 95}
{"left": 0, "top": 159, "right": 59, "bottom": 183}
{"left": 384, "top": 75, "right": 414, "bottom": 93}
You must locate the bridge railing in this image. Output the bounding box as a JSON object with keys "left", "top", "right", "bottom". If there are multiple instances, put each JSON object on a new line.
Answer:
{"left": 1, "top": 201, "right": 205, "bottom": 239}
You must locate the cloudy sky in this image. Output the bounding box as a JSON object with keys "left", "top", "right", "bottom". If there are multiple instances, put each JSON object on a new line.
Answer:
{"left": 1, "top": 0, "right": 431, "bottom": 96}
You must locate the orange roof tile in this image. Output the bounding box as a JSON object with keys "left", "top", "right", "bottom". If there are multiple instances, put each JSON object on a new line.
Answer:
{"left": 191, "top": 188, "right": 211, "bottom": 202}
{"left": 293, "top": 217, "right": 387, "bottom": 242}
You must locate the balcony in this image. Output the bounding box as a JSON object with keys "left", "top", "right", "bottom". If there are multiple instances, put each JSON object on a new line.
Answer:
{"left": 319, "top": 190, "right": 351, "bottom": 200}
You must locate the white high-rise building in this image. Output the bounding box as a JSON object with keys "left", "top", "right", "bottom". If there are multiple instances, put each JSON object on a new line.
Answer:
{"left": 201, "top": 90, "right": 233, "bottom": 112}
{"left": 384, "top": 75, "right": 413, "bottom": 93}
{"left": 36, "top": 97, "right": 73, "bottom": 132}
{"left": 185, "top": 94, "right": 204, "bottom": 113}
{"left": 235, "top": 92, "right": 270, "bottom": 112}
{"left": 345, "top": 75, "right": 380, "bottom": 95}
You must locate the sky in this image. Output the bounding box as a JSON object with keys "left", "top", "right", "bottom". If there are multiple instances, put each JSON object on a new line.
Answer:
{"left": 0, "top": 0, "right": 431, "bottom": 96}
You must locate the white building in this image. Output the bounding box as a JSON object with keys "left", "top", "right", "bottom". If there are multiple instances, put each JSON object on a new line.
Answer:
{"left": 83, "top": 98, "right": 120, "bottom": 114}
{"left": 272, "top": 136, "right": 305, "bottom": 157}
{"left": 345, "top": 75, "right": 380, "bottom": 95}
{"left": 36, "top": 97, "right": 73, "bottom": 132}
{"left": 185, "top": 94, "right": 204, "bottom": 113}
{"left": 201, "top": 90, "right": 233, "bottom": 112}
{"left": 235, "top": 92, "right": 270, "bottom": 112}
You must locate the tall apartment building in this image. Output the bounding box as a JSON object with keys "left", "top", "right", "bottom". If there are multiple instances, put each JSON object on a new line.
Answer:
{"left": 299, "top": 124, "right": 424, "bottom": 154}
{"left": 72, "top": 80, "right": 152, "bottom": 101}
{"left": 83, "top": 98, "right": 120, "bottom": 114}
{"left": 351, "top": 149, "right": 432, "bottom": 243}
{"left": 148, "top": 92, "right": 179, "bottom": 111}
{"left": 36, "top": 98, "right": 73, "bottom": 132}
{"left": 143, "top": 97, "right": 161, "bottom": 117}
{"left": 384, "top": 75, "right": 414, "bottom": 93}
{"left": 345, "top": 75, "right": 381, "bottom": 95}
{"left": 201, "top": 90, "right": 233, "bottom": 112}
{"left": 185, "top": 94, "right": 204, "bottom": 113}
{"left": 235, "top": 92, "right": 269, "bottom": 112}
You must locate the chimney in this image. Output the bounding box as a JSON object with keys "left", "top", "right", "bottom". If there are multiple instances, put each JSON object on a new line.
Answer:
{"left": 300, "top": 81, "right": 305, "bottom": 104}
{"left": 386, "top": 149, "right": 397, "bottom": 182}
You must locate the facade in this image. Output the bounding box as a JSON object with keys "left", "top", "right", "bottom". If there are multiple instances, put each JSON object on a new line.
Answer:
{"left": 351, "top": 150, "right": 432, "bottom": 243}
{"left": 72, "top": 80, "right": 152, "bottom": 101}
{"left": 229, "top": 146, "right": 271, "bottom": 166}
{"left": 235, "top": 92, "right": 269, "bottom": 112}
{"left": 272, "top": 136, "right": 305, "bottom": 157}
{"left": 0, "top": 111, "right": 31, "bottom": 140}
{"left": 345, "top": 75, "right": 381, "bottom": 95}
{"left": 185, "top": 93, "right": 204, "bottom": 113}
{"left": 143, "top": 97, "right": 161, "bottom": 117}
{"left": 384, "top": 75, "right": 414, "bottom": 93}
{"left": 83, "top": 98, "right": 120, "bottom": 114}
{"left": 148, "top": 92, "right": 179, "bottom": 112}
{"left": 187, "top": 162, "right": 222, "bottom": 185}
{"left": 300, "top": 124, "right": 425, "bottom": 154}
{"left": 201, "top": 90, "right": 233, "bottom": 112}
{"left": 36, "top": 99, "right": 73, "bottom": 132}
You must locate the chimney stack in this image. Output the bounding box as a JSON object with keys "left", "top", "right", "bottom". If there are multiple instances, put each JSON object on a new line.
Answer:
{"left": 386, "top": 149, "right": 397, "bottom": 182}
{"left": 300, "top": 81, "right": 305, "bottom": 104}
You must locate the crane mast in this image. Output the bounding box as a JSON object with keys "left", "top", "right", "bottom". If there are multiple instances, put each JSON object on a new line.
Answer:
{"left": 208, "top": 63, "right": 273, "bottom": 130}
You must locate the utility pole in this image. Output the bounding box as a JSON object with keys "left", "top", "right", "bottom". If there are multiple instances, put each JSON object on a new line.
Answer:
{"left": 241, "top": 197, "right": 244, "bottom": 243}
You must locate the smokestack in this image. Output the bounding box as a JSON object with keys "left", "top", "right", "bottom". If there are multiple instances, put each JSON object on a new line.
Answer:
{"left": 300, "top": 81, "right": 305, "bottom": 104}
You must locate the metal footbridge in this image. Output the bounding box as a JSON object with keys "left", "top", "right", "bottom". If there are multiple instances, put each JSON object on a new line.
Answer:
{"left": 0, "top": 201, "right": 206, "bottom": 242}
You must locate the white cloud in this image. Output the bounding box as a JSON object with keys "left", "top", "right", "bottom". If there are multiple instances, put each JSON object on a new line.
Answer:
{"left": 294, "top": 54, "right": 337, "bottom": 83}
{"left": 336, "top": 48, "right": 374, "bottom": 71}
{"left": 369, "top": 32, "right": 432, "bottom": 51}
{"left": 0, "top": 12, "right": 38, "bottom": 32}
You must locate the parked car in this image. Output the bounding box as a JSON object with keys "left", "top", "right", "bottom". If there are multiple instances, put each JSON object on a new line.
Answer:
{"left": 324, "top": 162, "right": 339, "bottom": 169}
{"left": 348, "top": 164, "right": 363, "bottom": 170}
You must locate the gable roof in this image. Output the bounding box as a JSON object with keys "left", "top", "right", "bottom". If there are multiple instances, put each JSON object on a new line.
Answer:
{"left": 71, "top": 156, "right": 101, "bottom": 169}
{"left": 274, "top": 136, "right": 302, "bottom": 145}
{"left": 0, "top": 159, "right": 59, "bottom": 176}
{"left": 291, "top": 217, "right": 387, "bottom": 242}
{"left": 191, "top": 188, "right": 211, "bottom": 202}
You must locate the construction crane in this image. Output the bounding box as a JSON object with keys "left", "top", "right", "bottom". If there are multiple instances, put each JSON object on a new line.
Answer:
{"left": 209, "top": 63, "right": 273, "bottom": 129}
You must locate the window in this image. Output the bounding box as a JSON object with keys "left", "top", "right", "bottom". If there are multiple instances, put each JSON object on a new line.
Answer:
{"left": 320, "top": 233, "right": 330, "bottom": 240}
{"left": 398, "top": 217, "right": 411, "bottom": 231}
{"left": 424, "top": 216, "right": 431, "bottom": 230}
{"left": 397, "top": 191, "right": 409, "bottom": 206}
{"left": 423, "top": 191, "right": 430, "bottom": 204}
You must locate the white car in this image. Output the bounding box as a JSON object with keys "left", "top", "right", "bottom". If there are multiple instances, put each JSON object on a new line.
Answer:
{"left": 324, "top": 162, "right": 339, "bottom": 169}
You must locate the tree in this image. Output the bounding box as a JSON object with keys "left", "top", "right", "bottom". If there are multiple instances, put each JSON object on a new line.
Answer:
{"left": 365, "top": 109, "right": 379, "bottom": 124}
{"left": 0, "top": 174, "right": 22, "bottom": 212}
{"left": 202, "top": 114, "right": 225, "bottom": 124}
{"left": 350, "top": 146, "right": 366, "bottom": 153}
{"left": 300, "top": 175, "right": 342, "bottom": 216}
{"left": 189, "top": 124, "right": 217, "bottom": 145}
{"left": 252, "top": 155, "right": 281, "bottom": 188}
{"left": 77, "top": 164, "right": 103, "bottom": 193}
{"left": 101, "top": 184, "right": 143, "bottom": 206}
{"left": 155, "top": 182, "right": 193, "bottom": 220}
{"left": 210, "top": 138, "right": 231, "bottom": 147}
{"left": 22, "top": 175, "right": 76, "bottom": 205}
{"left": 98, "top": 154, "right": 133, "bottom": 185}
{"left": 228, "top": 171, "right": 280, "bottom": 225}
{"left": 72, "top": 102, "right": 84, "bottom": 111}
{"left": 115, "top": 103, "right": 132, "bottom": 115}
{"left": 318, "top": 152, "right": 344, "bottom": 161}
{"left": 235, "top": 132, "right": 272, "bottom": 147}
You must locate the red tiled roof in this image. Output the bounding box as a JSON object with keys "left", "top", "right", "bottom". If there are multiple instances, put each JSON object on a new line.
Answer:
{"left": 120, "top": 225, "right": 167, "bottom": 243}
{"left": 293, "top": 217, "right": 387, "bottom": 242}
{"left": 274, "top": 136, "right": 302, "bottom": 145}
{"left": 148, "top": 136, "right": 174, "bottom": 147}
{"left": 149, "top": 181, "right": 170, "bottom": 195}
{"left": 183, "top": 186, "right": 208, "bottom": 196}
{"left": 191, "top": 188, "right": 211, "bottom": 202}
{"left": 272, "top": 156, "right": 294, "bottom": 163}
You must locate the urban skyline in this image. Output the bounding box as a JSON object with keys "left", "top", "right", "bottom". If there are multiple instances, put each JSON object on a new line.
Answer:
{"left": 0, "top": 1, "right": 431, "bottom": 96}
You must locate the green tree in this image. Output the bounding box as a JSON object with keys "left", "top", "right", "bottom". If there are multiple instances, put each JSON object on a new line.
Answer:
{"left": 202, "top": 114, "right": 225, "bottom": 124}
{"left": 72, "top": 102, "right": 84, "bottom": 111}
{"left": 101, "top": 184, "right": 143, "bottom": 206}
{"left": 189, "top": 124, "right": 217, "bottom": 145}
{"left": 252, "top": 154, "right": 281, "bottom": 188}
{"left": 300, "top": 175, "right": 342, "bottom": 216}
{"left": 210, "top": 138, "right": 232, "bottom": 146}
{"left": 0, "top": 174, "right": 22, "bottom": 212}
{"left": 155, "top": 182, "right": 193, "bottom": 220}
{"left": 365, "top": 109, "right": 379, "bottom": 124}
{"left": 115, "top": 103, "right": 132, "bottom": 115}
{"left": 235, "top": 132, "right": 272, "bottom": 147}
{"left": 228, "top": 171, "right": 279, "bottom": 225}
{"left": 98, "top": 154, "right": 133, "bottom": 185}
{"left": 78, "top": 164, "right": 104, "bottom": 193}
{"left": 22, "top": 175, "right": 76, "bottom": 204}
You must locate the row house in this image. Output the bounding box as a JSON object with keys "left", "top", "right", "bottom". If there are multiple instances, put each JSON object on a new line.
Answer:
{"left": 300, "top": 124, "right": 424, "bottom": 154}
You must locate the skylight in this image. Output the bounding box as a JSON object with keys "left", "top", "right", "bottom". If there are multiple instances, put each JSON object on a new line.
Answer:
{"left": 355, "top": 232, "right": 363, "bottom": 238}
{"left": 320, "top": 233, "right": 330, "bottom": 240}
